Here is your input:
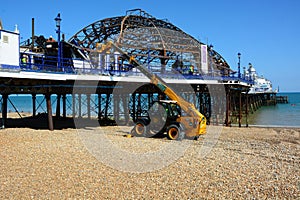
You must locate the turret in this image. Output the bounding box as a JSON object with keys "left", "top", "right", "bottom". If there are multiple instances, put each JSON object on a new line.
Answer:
{"left": 247, "top": 63, "right": 257, "bottom": 80}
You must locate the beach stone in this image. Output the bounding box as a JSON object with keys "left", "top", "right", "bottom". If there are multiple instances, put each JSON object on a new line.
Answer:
{"left": 0, "top": 126, "right": 299, "bottom": 199}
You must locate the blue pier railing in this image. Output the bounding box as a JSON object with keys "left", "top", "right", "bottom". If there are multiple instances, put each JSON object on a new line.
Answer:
{"left": 1, "top": 52, "right": 254, "bottom": 85}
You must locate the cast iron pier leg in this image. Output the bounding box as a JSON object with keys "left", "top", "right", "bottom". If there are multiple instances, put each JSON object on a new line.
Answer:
{"left": 46, "top": 94, "right": 54, "bottom": 131}
{"left": 62, "top": 94, "right": 66, "bottom": 118}
{"left": 78, "top": 94, "right": 82, "bottom": 118}
{"left": 1, "top": 94, "right": 8, "bottom": 128}
{"left": 87, "top": 94, "right": 91, "bottom": 119}
{"left": 98, "top": 93, "right": 101, "bottom": 120}
{"left": 32, "top": 94, "right": 36, "bottom": 117}
{"left": 72, "top": 94, "right": 76, "bottom": 118}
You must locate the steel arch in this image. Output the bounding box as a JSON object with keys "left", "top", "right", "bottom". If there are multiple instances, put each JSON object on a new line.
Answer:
{"left": 68, "top": 9, "right": 231, "bottom": 73}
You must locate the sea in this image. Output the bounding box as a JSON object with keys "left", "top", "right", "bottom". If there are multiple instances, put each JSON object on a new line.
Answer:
{"left": 2, "top": 92, "right": 300, "bottom": 128}
{"left": 247, "top": 92, "right": 300, "bottom": 128}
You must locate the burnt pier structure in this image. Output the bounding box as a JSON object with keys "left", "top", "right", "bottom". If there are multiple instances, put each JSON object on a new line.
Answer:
{"left": 1, "top": 9, "right": 264, "bottom": 130}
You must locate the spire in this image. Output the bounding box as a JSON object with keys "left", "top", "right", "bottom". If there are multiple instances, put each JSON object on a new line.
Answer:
{"left": 14, "top": 24, "right": 19, "bottom": 33}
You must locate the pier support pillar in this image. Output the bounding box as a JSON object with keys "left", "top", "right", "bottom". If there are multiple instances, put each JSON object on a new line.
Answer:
{"left": 46, "top": 94, "right": 54, "bottom": 131}
{"left": 1, "top": 94, "right": 8, "bottom": 128}
{"left": 72, "top": 94, "right": 76, "bottom": 118}
{"left": 98, "top": 94, "right": 102, "bottom": 120}
{"left": 78, "top": 94, "right": 82, "bottom": 118}
{"left": 122, "top": 94, "right": 130, "bottom": 125}
{"left": 62, "top": 94, "right": 66, "bottom": 118}
{"left": 113, "top": 94, "right": 119, "bottom": 122}
{"left": 32, "top": 94, "right": 36, "bottom": 117}
{"left": 132, "top": 93, "right": 136, "bottom": 122}
{"left": 87, "top": 94, "right": 91, "bottom": 119}
{"left": 104, "top": 94, "right": 110, "bottom": 120}
{"left": 225, "top": 89, "right": 230, "bottom": 127}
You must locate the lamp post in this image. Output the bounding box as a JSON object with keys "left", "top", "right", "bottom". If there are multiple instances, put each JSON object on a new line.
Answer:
{"left": 237, "top": 52, "right": 241, "bottom": 78}
{"left": 55, "top": 13, "right": 62, "bottom": 71}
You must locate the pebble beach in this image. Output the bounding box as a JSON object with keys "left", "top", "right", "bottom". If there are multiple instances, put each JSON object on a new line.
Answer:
{"left": 0, "top": 124, "right": 299, "bottom": 199}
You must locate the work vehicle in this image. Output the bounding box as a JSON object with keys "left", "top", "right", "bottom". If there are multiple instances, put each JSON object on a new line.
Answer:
{"left": 133, "top": 100, "right": 186, "bottom": 140}
{"left": 99, "top": 41, "right": 207, "bottom": 140}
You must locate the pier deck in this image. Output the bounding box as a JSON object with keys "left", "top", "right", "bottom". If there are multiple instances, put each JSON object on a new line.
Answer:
{"left": 0, "top": 65, "right": 253, "bottom": 130}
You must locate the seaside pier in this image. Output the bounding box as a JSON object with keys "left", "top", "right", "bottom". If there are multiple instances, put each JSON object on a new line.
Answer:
{"left": 0, "top": 9, "right": 270, "bottom": 130}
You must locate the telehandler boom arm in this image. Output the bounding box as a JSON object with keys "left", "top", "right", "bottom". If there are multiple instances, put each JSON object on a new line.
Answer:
{"left": 101, "top": 41, "right": 206, "bottom": 135}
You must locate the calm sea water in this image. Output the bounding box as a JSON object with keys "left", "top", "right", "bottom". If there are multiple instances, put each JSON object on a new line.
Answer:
{"left": 5, "top": 94, "right": 75, "bottom": 116}
{"left": 2, "top": 92, "right": 300, "bottom": 127}
{"left": 247, "top": 92, "right": 300, "bottom": 127}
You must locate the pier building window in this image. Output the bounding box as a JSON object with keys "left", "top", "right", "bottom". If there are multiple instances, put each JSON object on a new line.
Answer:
{"left": 3, "top": 35, "right": 8, "bottom": 43}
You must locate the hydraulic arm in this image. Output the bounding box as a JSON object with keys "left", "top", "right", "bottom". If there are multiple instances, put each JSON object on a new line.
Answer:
{"left": 100, "top": 41, "right": 207, "bottom": 137}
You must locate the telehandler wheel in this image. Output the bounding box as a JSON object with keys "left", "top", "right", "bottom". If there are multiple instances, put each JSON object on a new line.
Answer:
{"left": 147, "top": 124, "right": 164, "bottom": 138}
{"left": 167, "top": 125, "right": 184, "bottom": 141}
{"left": 132, "top": 122, "right": 147, "bottom": 137}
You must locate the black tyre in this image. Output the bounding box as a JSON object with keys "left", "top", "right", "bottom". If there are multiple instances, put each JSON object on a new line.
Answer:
{"left": 132, "top": 122, "right": 147, "bottom": 137}
{"left": 148, "top": 125, "right": 164, "bottom": 138}
{"left": 166, "top": 125, "right": 184, "bottom": 141}
{"left": 147, "top": 105, "right": 167, "bottom": 137}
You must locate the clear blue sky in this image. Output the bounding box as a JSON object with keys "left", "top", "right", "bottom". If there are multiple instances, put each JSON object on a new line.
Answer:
{"left": 1, "top": 0, "right": 300, "bottom": 92}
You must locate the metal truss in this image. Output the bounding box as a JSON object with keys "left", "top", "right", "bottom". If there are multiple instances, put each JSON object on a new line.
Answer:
{"left": 68, "top": 9, "right": 231, "bottom": 75}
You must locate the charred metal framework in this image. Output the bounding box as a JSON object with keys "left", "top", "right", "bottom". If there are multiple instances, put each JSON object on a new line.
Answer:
{"left": 69, "top": 9, "right": 231, "bottom": 76}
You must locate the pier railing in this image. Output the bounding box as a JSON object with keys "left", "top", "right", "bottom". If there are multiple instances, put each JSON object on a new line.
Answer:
{"left": 1, "top": 52, "right": 254, "bottom": 84}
